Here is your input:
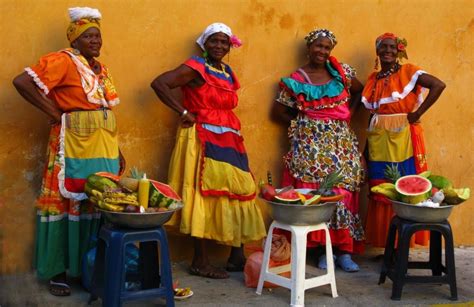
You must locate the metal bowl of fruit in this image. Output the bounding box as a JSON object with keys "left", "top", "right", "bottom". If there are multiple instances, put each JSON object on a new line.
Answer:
{"left": 99, "top": 203, "right": 183, "bottom": 229}
{"left": 262, "top": 189, "right": 338, "bottom": 226}
{"left": 391, "top": 200, "right": 454, "bottom": 223}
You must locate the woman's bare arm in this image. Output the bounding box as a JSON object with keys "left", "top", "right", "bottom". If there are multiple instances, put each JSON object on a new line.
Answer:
{"left": 12, "top": 72, "right": 63, "bottom": 123}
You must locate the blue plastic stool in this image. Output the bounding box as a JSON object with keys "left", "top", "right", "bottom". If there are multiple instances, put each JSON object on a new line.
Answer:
{"left": 88, "top": 224, "right": 175, "bottom": 307}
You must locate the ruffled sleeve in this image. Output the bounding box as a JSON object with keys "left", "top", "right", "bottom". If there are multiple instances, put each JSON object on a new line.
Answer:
{"left": 341, "top": 63, "right": 356, "bottom": 89}
{"left": 361, "top": 63, "right": 426, "bottom": 111}
{"left": 25, "top": 52, "right": 72, "bottom": 95}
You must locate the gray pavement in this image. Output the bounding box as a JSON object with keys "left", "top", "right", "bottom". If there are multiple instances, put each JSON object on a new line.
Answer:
{"left": 1, "top": 247, "right": 473, "bottom": 306}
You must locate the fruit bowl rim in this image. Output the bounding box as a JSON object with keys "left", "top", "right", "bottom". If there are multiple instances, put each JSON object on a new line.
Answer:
{"left": 96, "top": 202, "right": 183, "bottom": 215}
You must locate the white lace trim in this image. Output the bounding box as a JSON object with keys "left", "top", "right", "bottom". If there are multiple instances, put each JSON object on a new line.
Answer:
{"left": 57, "top": 113, "right": 88, "bottom": 201}
{"left": 361, "top": 69, "right": 426, "bottom": 110}
{"left": 25, "top": 67, "right": 50, "bottom": 95}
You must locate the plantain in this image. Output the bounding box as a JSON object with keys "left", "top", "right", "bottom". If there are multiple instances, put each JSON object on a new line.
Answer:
{"left": 371, "top": 185, "right": 400, "bottom": 200}
{"left": 103, "top": 198, "right": 139, "bottom": 206}
{"left": 98, "top": 201, "right": 125, "bottom": 212}
{"left": 91, "top": 189, "right": 104, "bottom": 200}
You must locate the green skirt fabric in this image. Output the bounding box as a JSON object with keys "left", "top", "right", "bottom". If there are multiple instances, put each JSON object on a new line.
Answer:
{"left": 34, "top": 208, "right": 100, "bottom": 280}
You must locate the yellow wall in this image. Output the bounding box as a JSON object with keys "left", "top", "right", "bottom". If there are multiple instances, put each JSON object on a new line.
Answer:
{"left": 1, "top": 0, "right": 473, "bottom": 275}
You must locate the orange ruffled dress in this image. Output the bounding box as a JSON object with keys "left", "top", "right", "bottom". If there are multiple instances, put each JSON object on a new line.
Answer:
{"left": 26, "top": 50, "right": 120, "bottom": 279}
{"left": 361, "top": 63, "right": 429, "bottom": 248}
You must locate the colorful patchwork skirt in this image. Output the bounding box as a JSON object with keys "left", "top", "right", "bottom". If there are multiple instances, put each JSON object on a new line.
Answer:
{"left": 166, "top": 124, "right": 266, "bottom": 247}
{"left": 35, "top": 110, "right": 119, "bottom": 280}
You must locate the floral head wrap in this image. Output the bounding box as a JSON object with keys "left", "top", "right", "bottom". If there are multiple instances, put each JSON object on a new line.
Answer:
{"left": 376, "top": 32, "right": 408, "bottom": 60}
{"left": 305, "top": 28, "right": 337, "bottom": 47}
{"left": 196, "top": 22, "right": 242, "bottom": 51}
{"left": 66, "top": 7, "right": 101, "bottom": 43}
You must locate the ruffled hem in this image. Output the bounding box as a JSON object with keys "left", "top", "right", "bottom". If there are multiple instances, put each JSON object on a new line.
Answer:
{"left": 25, "top": 67, "right": 50, "bottom": 95}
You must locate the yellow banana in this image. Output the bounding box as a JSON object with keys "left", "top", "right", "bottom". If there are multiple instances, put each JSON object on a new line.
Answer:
{"left": 91, "top": 189, "right": 103, "bottom": 200}
{"left": 371, "top": 185, "right": 399, "bottom": 200}
{"left": 377, "top": 182, "right": 396, "bottom": 189}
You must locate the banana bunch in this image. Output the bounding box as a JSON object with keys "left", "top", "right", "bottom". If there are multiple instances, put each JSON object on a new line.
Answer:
{"left": 371, "top": 182, "right": 400, "bottom": 200}
{"left": 89, "top": 189, "right": 139, "bottom": 212}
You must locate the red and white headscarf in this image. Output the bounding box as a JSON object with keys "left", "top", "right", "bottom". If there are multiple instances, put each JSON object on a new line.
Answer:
{"left": 376, "top": 32, "right": 408, "bottom": 60}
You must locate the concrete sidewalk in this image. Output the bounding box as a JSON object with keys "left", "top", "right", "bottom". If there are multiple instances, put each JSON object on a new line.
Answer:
{"left": 1, "top": 247, "right": 473, "bottom": 306}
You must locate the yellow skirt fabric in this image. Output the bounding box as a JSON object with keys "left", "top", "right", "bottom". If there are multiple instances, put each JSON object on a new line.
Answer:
{"left": 166, "top": 125, "right": 267, "bottom": 247}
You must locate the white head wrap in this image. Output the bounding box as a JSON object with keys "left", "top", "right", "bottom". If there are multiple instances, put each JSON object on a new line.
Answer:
{"left": 196, "top": 22, "right": 233, "bottom": 51}
{"left": 68, "top": 7, "right": 102, "bottom": 21}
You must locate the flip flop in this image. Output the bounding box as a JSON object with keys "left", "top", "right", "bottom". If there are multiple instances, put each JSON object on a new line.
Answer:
{"left": 189, "top": 265, "right": 229, "bottom": 279}
{"left": 317, "top": 254, "right": 336, "bottom": 270}
{"left": 336, "top": 254, "right": 360, "bottom": 272}
{"left": 49, "top": 280, "right": 71, "bottom": 296}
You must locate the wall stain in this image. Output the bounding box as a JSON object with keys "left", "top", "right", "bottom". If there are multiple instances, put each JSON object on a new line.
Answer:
{"left": 279, "top": 13, "right": 294, "bottom": 30}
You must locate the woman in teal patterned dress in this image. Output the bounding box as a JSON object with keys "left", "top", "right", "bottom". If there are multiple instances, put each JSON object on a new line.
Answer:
{"left": 276, "top": 29, "right": 365, "bottom": 272}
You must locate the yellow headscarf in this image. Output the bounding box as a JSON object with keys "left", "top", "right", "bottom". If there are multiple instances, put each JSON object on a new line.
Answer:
{"left": 66, "top": 7, "right": 101, "bottom": 43}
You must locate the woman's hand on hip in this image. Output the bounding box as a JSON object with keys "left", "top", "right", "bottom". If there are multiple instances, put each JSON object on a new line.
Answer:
{"left": 181, "top": 112, "right": 196, "bottom": 128}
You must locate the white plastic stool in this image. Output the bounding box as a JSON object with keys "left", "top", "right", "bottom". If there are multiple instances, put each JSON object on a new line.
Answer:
{"left": 256, "top": 220, "right": 338, "bottom": 306}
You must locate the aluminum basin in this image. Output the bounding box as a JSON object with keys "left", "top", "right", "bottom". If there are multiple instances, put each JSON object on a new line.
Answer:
{"left": 99, "top": 203, "right": 182, "bottom": 229}
{"left": 263, "top": 199, "right": 337, "bottom": 226}
{"left": 391, "top": 200, "right": 454, "bottom": 223}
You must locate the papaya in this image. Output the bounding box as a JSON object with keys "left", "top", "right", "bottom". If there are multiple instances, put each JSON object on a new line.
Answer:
{"left": 443, "top": 187, "right": 470, "bottom": 205}
{"left": 320, "top": 194, "right": 345, "bottom": 202}
{"left": 428, "top": 175, "right": 453, "bottom": 189}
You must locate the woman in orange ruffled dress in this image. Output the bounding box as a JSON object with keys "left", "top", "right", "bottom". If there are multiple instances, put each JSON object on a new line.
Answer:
{"left": 362, "top": 33, "right": 446, "bottom": 248}
{"left": 13, "top": 7, "right": 121, "bottom": 296}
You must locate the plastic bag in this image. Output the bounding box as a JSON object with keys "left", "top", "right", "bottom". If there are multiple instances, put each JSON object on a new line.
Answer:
{"left": 244, "top": 234, "right": 291, "bottom": 288}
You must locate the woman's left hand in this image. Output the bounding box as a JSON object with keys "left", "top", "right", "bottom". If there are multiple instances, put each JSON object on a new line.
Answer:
{"left": 407, "top": 111, "right": 421, "bottom": 124}
{"left": 181, "top": 112, "right": 196, "bottom": 127}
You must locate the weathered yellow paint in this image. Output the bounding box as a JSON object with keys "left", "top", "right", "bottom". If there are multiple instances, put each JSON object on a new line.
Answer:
{"left": 1, "top": 0, "right": 472, "bottom": 275}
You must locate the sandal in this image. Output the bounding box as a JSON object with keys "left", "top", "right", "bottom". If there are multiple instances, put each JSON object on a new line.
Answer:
{"left": 336, "top": 254, "right": 360, "bottom": 272}
{"left": 49, "top": 280, "right": 71, "bottom": 296}
{"left": 189, "top": 265, "right": 229, "bottom": 279}
{"left": 317, "top": 254, "right": 336, "bottom": 270}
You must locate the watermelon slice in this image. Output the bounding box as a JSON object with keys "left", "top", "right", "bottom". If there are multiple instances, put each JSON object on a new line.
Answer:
{"left": 273, "top": 190, "right": 301, "bottom": 204}
{"left": 148, "top": 180, "right": 182, "bottom": 208}
{"left": 95, "top": 172, "right": 120, "bottom": 182}
{"left": 395, "top": 175, "right": 432, "bottom": 204}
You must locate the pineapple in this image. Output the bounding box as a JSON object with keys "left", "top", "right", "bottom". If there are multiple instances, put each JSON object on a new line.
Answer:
{"left": 317, "top": 170, "right": 344, "bottom": 196}
{"left": 118, "top": 166, "right": 144, "bottom": 192}
{"left": 384, "top": 163, "right": 401, "bottom": 183}
{"left": 130, "top": 166, "right": 144, "bottom": 180}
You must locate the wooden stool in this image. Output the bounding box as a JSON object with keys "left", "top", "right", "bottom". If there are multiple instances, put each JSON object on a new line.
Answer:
{"left": 379, "top": 216, "right": 457, "bottom": 301}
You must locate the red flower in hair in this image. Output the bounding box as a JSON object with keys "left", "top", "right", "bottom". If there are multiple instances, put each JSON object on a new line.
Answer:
{"left": 397, "top": 43, "right": 405, "bottom": 51}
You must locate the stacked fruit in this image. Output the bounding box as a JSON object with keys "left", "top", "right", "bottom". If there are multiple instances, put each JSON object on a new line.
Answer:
{"left": 85, "top": 168, "right": 182, "bottom": 213}
{"left": 371, "top": 165, "right": 470, "bottom": 206}
{"left": 259, "top": 171, "right": 345, "bottom": 205}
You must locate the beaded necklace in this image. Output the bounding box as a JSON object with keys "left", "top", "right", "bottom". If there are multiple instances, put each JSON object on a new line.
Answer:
{"left": 370, "top": 63, "right": 401, "bottom": 110}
